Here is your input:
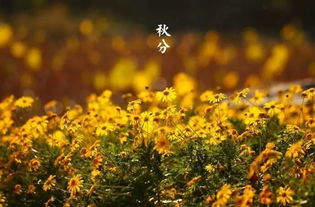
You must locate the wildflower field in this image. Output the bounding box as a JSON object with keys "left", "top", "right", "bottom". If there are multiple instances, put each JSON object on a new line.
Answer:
{"left": 1, "top": 4, "right": 315, "bottom": 207}
{"left": 1, "top": 84, "right": 315, "bottom": 206}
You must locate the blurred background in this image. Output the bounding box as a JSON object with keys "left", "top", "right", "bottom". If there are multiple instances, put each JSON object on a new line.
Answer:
{"left": 0, "top": 0, "right": 314, "bottom": 104}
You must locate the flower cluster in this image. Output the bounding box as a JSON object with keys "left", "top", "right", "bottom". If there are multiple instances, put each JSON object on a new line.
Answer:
{"left": 0, "top": 85, "right": 315, "bottom": 206}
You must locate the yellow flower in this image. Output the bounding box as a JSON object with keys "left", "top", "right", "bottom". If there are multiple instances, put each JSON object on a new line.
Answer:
{"left": 119, "top": 132, "right": 128, "bottom": 144}
{"left": 302, "top": 88, "right": 315, "bottom": 100}
{"left": 15, "top": 96, "right": 34, "bottom": 108}
{"left": 276, "top": 187, "right": 294, "bottom": 206}
{"left": 250, "top": 90, "right": 267, "bottom": 104}
{"left": 95, "top": 122, "right": 114, "bottom": 137}
{"left": 248, "top": 143, "right": 282, "bottom": 179}
{"left": 22, "top": 115, "right": 48, "bottom": 138}
{"left": 127, "top": 99, "right": 142, "bottom": 113}
{"left": 305, "top": 118, "right": 315, "bottom": 128}
{"left": 259, "top": 186, "right": 274, "bottom": 205}
{"left": 264, "top": 101, "right": 283, "bottom": 116}
{"left": 200, "top": 90, "right": 214, "bottom": 102}
{"left": 154, "top": 135, "right": 171, "bottom": 154}
{"left": 67, "top": 174, "right": 83, "bottom": 197}
{"left": 242, "top": 106, "right": 261, "bottom": 125}
{"left": 137, "top": 90, "right": 155, "bottom": 102}
{"left": 289, "top": 84, "right": 302, "bottom": 95}
{"left": 139, "top": 111, "right": 155, "bottom": 133}
{"left": 43, "top": 175, "right": 56, "bottom": 191}
{"left": 0, "top": 110, "right": 13, "bottom": 134}
{"left": 208, "top": 93, "right": 226, "bottom": 104}
{"left": 205, "top": 164, "right": 215, "bottom": 173}
{"left": 285, "top": 140, "right": 304, "bottom": 159}
{"left": 285, "top": 125, "right": 301, "bottom": 134}
{"left": 91, "top": 170, "right": 102, "bottom": 180}
{"left": 212, "top": 184, "right": 232, "bottom": 207}
{"left": 236, "top": 185, "right": 255, "bottom": 207}
{"left": 207, "top": 133, "right": 226, "bottom": 145}
{"left": 28, "top": 159, "right": 41, "bottom": 171}
{"left": 260, "top": 158, "right": 277, "bottom": 173}
{"left": 232, "top": 88, "right": 249, "bottom": 104}
{"left": 91, "top": 153, "right": 104, "bottom": 169}
{"left": 97, "top": 90, "right": 112, "bottom": 104}
{"left": 132, "top": 71, "right": 152, "bottom": 93}
{"left": 156, "top": 87, "right": 177, "bottom": 103}
{"left": 48, "top": 130, "right": 69, "bottom": 148}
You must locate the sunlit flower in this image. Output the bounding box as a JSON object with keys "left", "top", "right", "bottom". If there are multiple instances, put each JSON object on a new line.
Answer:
{"left": 250, "top": 90, "right": 267, "bottom": 104}
{"left": 285, "top": 140, "right": 304, "bottom": 159}
{"left": 28, "top": 158, "right": 41, "bottom": 171}
{"left": 264, "top": 101, "right": 283, "bottom": 116}
{"left": 212, "top": 184, "right": 232, "bottom": 206}
{"left": 205, "top": 164, "right": 215, "bottom": 173}
{"left": 15, "top": 96, "right": 34, "bottom": 108}
{"left": 301, "top": 88, "right": 315, "bottom": 100}
{"left": 139, "top": 111, "right": 155, "bottom": 133}
{"left": 289, "top": 84, "right": 302, "bottom": 94}
{"left": 259, "top": 186, "right": 274, "bottom": 205}
{"left": 232, "top": 88, "right": 249, "bottom": 104}
{"left": 156, "top": 87, "right": 177, "bottom": 103}
{"left": 276, "top": 187, "right": 294, "bottom": 206}
{"left": 43, "top": 175, "right": 56, "bottom": 191}
{"left": 208, "top": 93, "right": 226, "bottom": 104}
{"left": 67, "top": 175, "right": 83, "bottom": 197}
{"left": 127, "top": 99, "right": 142, "bottom": 113}
{"left": 154, "top": 135, "right": 171, "bottom": 154}
{"left": 235, "top": 185, "right": 255, "bottom": 207}
{"left": 200, "top": 90, "right": 214, "bottom": 102}
{"left": 95, "top": 122, "right": 114, "bottom": 137}
{"left": 91, "top": 170, "right": 102, "bottom": 180}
